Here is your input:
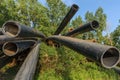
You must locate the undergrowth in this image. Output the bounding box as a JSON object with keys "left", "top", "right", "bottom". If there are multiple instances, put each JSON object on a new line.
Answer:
{"left": 34, "top": 43, "right": 119, "bottom": 80}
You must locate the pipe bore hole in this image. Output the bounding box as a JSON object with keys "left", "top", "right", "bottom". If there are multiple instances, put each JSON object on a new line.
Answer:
{"left": 3, "top": 22, "right": 19, "bottom": 37}
{"left": 72, "top": 4, "right": 79, "bottom": 10}
{"left": 3, "top": 43, "right": 17, "bottom": 56}
{"left": 91, "top": 20, "right": 99, "bottom": 29}
{"left": 102, "top": 48, "right": 120, "bottom": 68}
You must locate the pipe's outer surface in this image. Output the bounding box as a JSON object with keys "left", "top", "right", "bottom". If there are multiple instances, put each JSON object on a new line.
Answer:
{"left": 3, "top": 40, "right": 36, "bottom": 56}
{"left": 54, "top": 4, "right": 79, "bottom": 35}
{"left": 2, "top": 21, "right": 46, "bottom": 38}
{"left": 64, "top": 20, "right": 99, "bottom": 36}
{"left": 0, "top": 28, "right": 3, "bottom": 35}
{"left": 0, "top": 35, "right": 37, "bottom": 49}
{"left": 47, "top": 36, "right": 120, "bottom": 68}
{"left": 14, "top": 43, "right": 40, "bottom": 80}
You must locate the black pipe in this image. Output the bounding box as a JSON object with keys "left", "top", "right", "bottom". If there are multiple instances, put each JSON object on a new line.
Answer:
{"left": 63, "top": 20, "right": 99, "bottom": 36}
{"left": 2, "top": 21, "right": 46, "bottom": 38}
{"left": 54, "top": 4, "right": 79, "bottom": 35}
{"left": 2, "top": 40, "right": 36, "bottom": 56}
{"left": 0, "top": 35, "right": 38, "bottom": 49}
{"left": 14, "top": 43, "right": 40, "bottom": 80}
{"left": 47, "top": 36, "right": 120, "bottom": 68}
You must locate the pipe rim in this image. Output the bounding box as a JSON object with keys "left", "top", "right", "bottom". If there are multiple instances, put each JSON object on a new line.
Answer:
{"left": 90, "top": 20, "right": 99, "bottom": 30}
{"left": 2, "top": 21, "right": 21, "bottom": 37}
{"left": 3, "top": 42, "right": 18, "bottom": 56}
{"left": 101, "top": 47, "right": 120, "bottom": 68}
{"left": 72, "top": 4, "right": 79, "bottom": 10}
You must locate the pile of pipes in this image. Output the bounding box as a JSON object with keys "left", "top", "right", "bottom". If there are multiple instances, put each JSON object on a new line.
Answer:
{"left": 0, "top": 4, "right": 120, "bottom": 80}
{"left": 0, "top": 21, "right": 44, "bottom": 80}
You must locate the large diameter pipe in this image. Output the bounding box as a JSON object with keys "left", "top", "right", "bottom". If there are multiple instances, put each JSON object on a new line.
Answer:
{"left": 47, "top": 36, "right": 120, "bottom": 68}
{"left": 54, "top": 4, "right": 79, "bottom": 35}
{"left": 0, "top": 35, "right": 38, "bottom": 49}
{"left": 2, "top": 40, "right": 36, "bottom": 56}
{"left": 63, "top": 20, "right": 99, "bottom": 36}
{"left": 2, "top": 21, "right": 46, "bottom": 38}
{"left": 14, "top": 43, "right": 40, "bottom": 80}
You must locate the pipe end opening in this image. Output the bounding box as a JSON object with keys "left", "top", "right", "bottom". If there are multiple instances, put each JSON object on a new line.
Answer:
{"left": 72, "top": 4, "right": 79, "bottom": 10}
{"left": 91, "top": 20, "right": 99, "bottom": 29}
{"left": 3, "top": 22, "right": 19, "bottom": 37}
{"left": 3, "top": 42, "right": 18, "bottom": 56}
{"left": 101, "top": 48, "right": 120, "bottom": 68}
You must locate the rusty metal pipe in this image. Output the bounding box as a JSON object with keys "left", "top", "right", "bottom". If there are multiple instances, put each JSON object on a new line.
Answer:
{"left": 2, "top": 21, "right": 46, "bottom": 38}
{"left": 2, "top": 40, "right": 36, "bottom": 56}
{"left": 63, "top": 20, "right": 99, "bottom": 36}
{"left": 54, "top": 4, "right": 79, "bottom": 35}
{"left": 47, "top": 36, "right": 120, "bottom": 68}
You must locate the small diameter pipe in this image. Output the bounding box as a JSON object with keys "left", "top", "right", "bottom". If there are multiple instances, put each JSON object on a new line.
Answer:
{"left": 54, "top": 4, "right": 79, "bottom": 35}
{"left": 63, "top": 20, "right": 99, "bottom": 36}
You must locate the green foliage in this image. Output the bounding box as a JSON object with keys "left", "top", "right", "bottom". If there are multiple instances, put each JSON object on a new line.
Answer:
{"left": 111, "top": 25, "right": 120, "bottom": 49}
{"left": 46, "top": 0, "right": 70, "bottom": 35}
{"left": 71, "top": 16, "right": 83, "bottom": 28}
{"left": 84, "top": 7, "right": 107, "bottom": 42}
{"left": 37, "top": 46, "right": 119, "bottom": 80}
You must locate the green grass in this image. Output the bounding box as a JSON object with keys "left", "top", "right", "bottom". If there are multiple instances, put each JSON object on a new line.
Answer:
{"left": 35, "top": 43, "right": 119, "bottom": 80}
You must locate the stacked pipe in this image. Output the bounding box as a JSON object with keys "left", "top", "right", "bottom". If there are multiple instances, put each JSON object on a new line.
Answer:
{"left": 0, "top": 21, "right": 45, "bottom": 78}
{"left": 0, "top": 20, "right": 44, "bottom": 80}
{"left": 0, "top": 21, "right": 45, "bottom": 55}
{"left": 0, "top": 3, "right": 120, "bottom": 80}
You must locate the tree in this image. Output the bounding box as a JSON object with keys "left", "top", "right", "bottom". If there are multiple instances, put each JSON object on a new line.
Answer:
{"left": 71, "top": 16, "right": 83, "bottom": 28}
{"left": 84, "top": 7, "right": 107, "bottom": 42}
{"left": 46, "top": 0, "right": 69, "bottom": 34}
{"left": 111, "top": 25, "right": 120, "bottom": 49}
{"left": 95, "top": 7, "right": 107, "bottom": 43}
{"left": 0, "top": 0, "right": 12, "bottom": 27}
{"left": 70, "top": 16, "right": 83, "bottom": 38}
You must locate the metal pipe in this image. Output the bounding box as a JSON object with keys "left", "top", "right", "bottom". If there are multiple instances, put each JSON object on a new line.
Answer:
{"left": 47, "top": 36, "right": 120, "bottom": 68}
{"left": 14, "top": 43, "right": 40, "bottom": 80}
{"left": 54, "top": 4, "right": 79, "bottom": 35}
{"left": 63, "top": 20, "right": 99, "bottom": 36}
{"left": 0, "top": 35, "right": 38, "bottom": 49}
{"left": 2, "top": 21, "right": 46, "bottom": 38}
{"left": 2, "top": 40, "right": 36, "bottom": 56}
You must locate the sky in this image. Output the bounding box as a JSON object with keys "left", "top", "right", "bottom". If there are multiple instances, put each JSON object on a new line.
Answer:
{"left": 39, "top": 0, "right": 120, "bottom": 34}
